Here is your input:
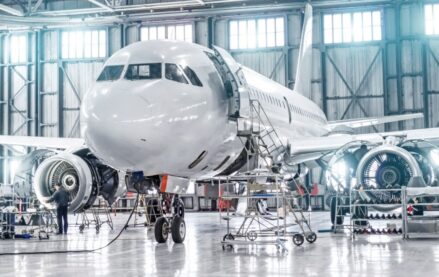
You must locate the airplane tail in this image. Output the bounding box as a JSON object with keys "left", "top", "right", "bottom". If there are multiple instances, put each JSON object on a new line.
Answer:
{"left": 293, "top": 3, "right": 313, "bottom": 95}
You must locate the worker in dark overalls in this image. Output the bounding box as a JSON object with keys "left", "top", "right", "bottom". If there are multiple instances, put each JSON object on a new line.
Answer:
{"left": 47, "top": 184, "right": 70, "bottom": 235}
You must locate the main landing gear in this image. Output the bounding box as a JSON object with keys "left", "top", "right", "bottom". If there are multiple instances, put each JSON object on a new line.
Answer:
{"left": 154, "top": 194, "right": 186, "bottom": 243}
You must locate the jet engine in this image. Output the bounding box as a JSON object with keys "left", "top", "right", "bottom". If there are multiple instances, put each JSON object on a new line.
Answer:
{"left": 356, "top": 144, "right": 430, "bottom": 190}
{"left": 34, "top": 149, "right": 121, "bottom": 212}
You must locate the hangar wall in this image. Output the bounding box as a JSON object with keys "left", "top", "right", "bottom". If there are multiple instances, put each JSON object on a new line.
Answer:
{"left": 0, "top": 1, "right": 437, "bottom": 185}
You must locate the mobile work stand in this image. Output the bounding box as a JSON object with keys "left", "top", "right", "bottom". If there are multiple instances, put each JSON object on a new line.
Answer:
{"left": 216, "top": 173, "right": 317, "bottom": 252}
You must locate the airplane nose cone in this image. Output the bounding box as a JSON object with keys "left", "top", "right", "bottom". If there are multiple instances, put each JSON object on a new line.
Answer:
{"left": 81, "top": 82, "right": 161, "bottom": 169}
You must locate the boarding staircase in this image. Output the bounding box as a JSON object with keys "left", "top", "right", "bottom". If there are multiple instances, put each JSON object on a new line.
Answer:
{"left": 237, "top": 99, "right": 288, "bottom": 171}
{"left": 211, "top": 46, "right": 287, "bottom": 171}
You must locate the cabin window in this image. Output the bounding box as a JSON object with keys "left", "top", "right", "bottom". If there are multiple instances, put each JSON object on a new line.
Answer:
{"left": 165, "top": 63, "right": 188, "bottom": 84}
{"left": 125, "top": 63, "right": 162, "bottom": 80}
{"left": 182, "top": 66, "right": 203, "bottom": 87}
{"left": 97, "top": 65, "right": 124, "bottom": 81}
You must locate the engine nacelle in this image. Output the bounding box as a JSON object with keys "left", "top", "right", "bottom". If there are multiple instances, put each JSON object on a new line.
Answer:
{"left": 34, "top": 149, "right": 121, "bottom": 212}
{"left": 356, "top": 144, "right": 427, "bottom": 189}
{"left": 34, "top": 153, "right": 94, "bottom": 212}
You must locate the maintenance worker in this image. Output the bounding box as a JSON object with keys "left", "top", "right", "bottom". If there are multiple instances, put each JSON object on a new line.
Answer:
{"left": 47, "top": 183, "right": 69, "bottom": 235}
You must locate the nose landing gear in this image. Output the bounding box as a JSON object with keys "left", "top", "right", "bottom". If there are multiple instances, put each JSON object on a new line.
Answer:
{"left": 154, "top": 194, "right": 186, "bottom": 243}
{"left": 154, "top": 215, "right": 187, "bottom": 243}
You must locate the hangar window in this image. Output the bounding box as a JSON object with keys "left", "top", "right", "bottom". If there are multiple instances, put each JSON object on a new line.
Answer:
{"left": 125, "top": 63, "right": 162, "bottom": 80}
{"left": 9, "top": 34, "right": 27, "bottom": 63}
{"left": 324, "top": 11, "right": 381, "bottom": 44}
{"left": 141, "top": 24, "right": 193, "bottom": 42}
{"left": 229, "top": 17, "right": 284, "bottom": 50}
{"left": 61, "top": 30, "right": 107, "bottom": 59}
{"left": 425, "top": 4, "right": 439, "bottom": 35}
{"left": 97, "top": 65, "right": 124, "bottom": 81}
{"left": 182, "top": 66, "right": 203, "bottom": 87}
{"left": 165, "top": 63, "right": 188, "bottom": 84}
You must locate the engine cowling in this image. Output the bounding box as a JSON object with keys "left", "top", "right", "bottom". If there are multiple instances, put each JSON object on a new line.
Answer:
{"left": 356, "top": 144, "right": 427, "bottom": 189}
{"left": 34, "top": 149, "right": 121, "bottom": 213}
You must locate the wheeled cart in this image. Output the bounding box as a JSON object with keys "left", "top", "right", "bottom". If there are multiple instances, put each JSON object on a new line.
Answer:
{"left": 217, "top": 173, "right": 317, "bottom": 252}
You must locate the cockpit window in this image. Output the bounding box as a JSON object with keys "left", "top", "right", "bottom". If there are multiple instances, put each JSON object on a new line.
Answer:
{"left": 97, "top": 65, "right": 124, "bottom": 81}
{"left": 125, "top": 63, "right": 162, "bottom": 80}
{"left": 182, "top": 66, "right": 203, "bottom": 87}
{"left": 165, "top": 63, "right": 188, "bottom": 84}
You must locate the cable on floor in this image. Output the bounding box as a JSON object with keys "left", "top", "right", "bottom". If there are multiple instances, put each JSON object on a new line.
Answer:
{"left": 0, "top": 193, "right": 140, "bottom": 256}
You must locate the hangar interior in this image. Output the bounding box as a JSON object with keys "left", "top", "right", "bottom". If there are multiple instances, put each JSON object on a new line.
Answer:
{"left": 1, "top": 0, "right": 436, "bottom": 185}
{"left": 1, "top": 0, "right": 439, "bottom": 276}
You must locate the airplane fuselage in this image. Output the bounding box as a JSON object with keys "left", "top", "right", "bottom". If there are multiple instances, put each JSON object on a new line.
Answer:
{"left": 81, "top": 40, "right": 329, "bottom": 179}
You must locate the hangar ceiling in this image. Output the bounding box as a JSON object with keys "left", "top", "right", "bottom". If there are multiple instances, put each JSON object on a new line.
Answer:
{"left": 0, "top": 0, "right": 395, "bottom": 28}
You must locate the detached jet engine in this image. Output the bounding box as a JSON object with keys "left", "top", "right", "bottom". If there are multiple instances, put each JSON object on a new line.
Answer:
{"left": 327, "top": 137, "right": 439, "bottom": 224}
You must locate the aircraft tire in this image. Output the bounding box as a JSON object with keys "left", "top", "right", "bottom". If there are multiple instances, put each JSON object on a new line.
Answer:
{"left": 171, "top": 216, "right": 186, "bottom": 243}
{"left": 154, "top": 217, "right": 169, "bottom": 243}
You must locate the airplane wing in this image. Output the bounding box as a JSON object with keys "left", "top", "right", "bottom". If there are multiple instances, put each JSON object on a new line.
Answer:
{"left": 289, "top": 127, "right": 439, "bottom": 164}
{"left": 327, "top": 113, "right": 424, "bottom": 129}
{"left": 0, "top": 135, "right": 84, "bottom": 150}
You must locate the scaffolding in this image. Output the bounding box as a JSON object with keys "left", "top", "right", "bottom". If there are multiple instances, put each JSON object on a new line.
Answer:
{"left": 216, "top": 173, "right": 316, "bottom": 251}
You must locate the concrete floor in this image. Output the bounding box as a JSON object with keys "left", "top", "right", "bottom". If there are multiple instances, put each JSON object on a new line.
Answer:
{"left": 0, "top": 211, "right": 438, "bottom": 277}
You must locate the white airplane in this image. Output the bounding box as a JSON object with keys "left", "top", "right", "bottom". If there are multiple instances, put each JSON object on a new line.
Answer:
{"left": 1, "top": 4, "right": 438, "bottom": 242}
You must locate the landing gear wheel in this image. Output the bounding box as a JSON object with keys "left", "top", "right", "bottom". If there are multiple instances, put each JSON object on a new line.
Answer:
{"left": 171, "top": 216, "right": 186, "bottom": 243}
{"left": 292, "top": 234, "right": 304, "bottom": 246}
{"left": 155, "top": 217, "right": 169, "bottom": 243}
{"left": 173, "top": 198, "right": 185, "bottom": 218}
{"left": 246, "top": 231, "right": 258, "bottom": 241}
{"left": 79, "top": 224, "right": 85, "bottom": 233}
{"left": 96, "top": 225, "right": 100, "bottom": 234}
{"left": 177, "top": 205, "right": 185, "bottom": 218}
{"left": 222, "top": 233, "right": 235, "bottom": 250}
{"left": 306, "top": 232, "right": 317, "bottom": 243}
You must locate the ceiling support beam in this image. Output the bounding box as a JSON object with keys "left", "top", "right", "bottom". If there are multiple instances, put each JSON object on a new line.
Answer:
{"left": 0, "top": 3, "right": 24, "bottom": 16}
{"left": 87, "top": 0, "right": 114, "bottom": 12}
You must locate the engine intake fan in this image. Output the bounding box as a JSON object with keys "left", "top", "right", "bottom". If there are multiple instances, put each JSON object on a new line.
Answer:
{"left": 34, "top": 152, "right": 94, "bottom": 212}
{"left": 34, "top": 150, "right": 120, "bottom": 213}
{"left": 356, "top": 144, "right": 427, "bottom": 189}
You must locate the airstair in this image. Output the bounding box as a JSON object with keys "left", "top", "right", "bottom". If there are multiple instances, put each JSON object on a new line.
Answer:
{"left": 212, "top": 46, "right": 288, "bottom": 172}
{"left": 237, "top": 99, "right": 288, "bottom": 172}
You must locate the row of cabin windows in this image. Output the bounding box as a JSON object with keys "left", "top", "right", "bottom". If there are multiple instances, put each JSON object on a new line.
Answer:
{"left": 248, "top": 87, "right": 325, "bottom": 124}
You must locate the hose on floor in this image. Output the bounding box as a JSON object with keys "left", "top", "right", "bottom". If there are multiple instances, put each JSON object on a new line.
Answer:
{"left": 0, "top": 193, "right": 141, "bottom": 256}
